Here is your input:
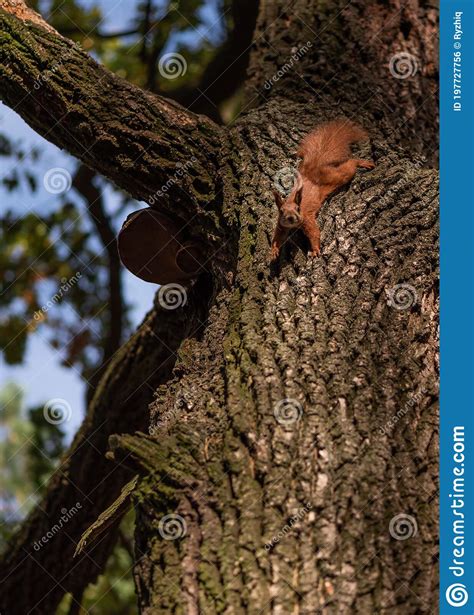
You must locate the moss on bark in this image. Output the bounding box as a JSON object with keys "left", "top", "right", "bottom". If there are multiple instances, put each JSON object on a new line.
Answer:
{"left": 0, "top": 0, "right": 439, "bottom": 613}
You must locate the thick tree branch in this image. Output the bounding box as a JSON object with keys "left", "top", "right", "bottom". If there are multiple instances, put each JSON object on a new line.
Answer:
{"left": 0, "top": 0, "right": 439, "bottom": 612}
{"left": 0, "top": 0, "right": 56, "bottom": 33}
{"left": 0, "top": 2, "right": 226, "bottom": 236}
{"left": 0, "top": 278, "right": 213, "bottom": 615}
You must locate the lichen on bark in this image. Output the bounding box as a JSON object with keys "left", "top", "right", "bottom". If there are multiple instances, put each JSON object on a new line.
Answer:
{"left": 115, "top": 99, "right": 438, "bottom": 613}
{"left": 0, "top": 0, "right": 439, "bottom": 613}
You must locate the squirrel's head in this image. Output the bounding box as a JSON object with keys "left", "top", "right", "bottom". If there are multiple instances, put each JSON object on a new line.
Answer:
{"left": 273, "top": 185, "right": 303, "bottom": 229}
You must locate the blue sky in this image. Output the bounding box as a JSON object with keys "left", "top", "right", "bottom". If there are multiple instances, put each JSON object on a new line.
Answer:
{"left": 1, "top": 0, "right": 224, "bottom": 440}
{"left": 0, "top": 106, "right": 157, "bottom": 438}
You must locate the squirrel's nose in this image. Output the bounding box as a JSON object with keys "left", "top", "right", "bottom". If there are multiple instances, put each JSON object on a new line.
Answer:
{"left": 287, "top": 215, "right": 295, "bottom": 223}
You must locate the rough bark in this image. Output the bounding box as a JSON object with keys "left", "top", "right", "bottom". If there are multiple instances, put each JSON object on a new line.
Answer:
{"left": 0, "top": 277, "right": 213, "bottom": 614}
{"left": 0, "top": 0, "right": 438, "bottom": 613}
{"left": 0, "top": 3, "right": 226, "bottom": 239}
{"left": 246, "top": 0, "right": 439, "bottom": 166}
{"left": 115, "top": 102, "right": 438, "bottom": 614}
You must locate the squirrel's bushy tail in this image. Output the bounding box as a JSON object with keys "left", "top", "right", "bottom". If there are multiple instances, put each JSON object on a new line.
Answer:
{"left": 298, "top": 119, "right": 368, "bottom": 173}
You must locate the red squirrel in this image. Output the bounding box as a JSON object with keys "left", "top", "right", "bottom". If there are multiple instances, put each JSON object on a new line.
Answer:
{"left": 271, "top": 119, "right": 375, "bottom": 260}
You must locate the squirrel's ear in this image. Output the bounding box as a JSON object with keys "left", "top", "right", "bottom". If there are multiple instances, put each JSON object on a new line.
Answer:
{"left": 273, "top": 190, "right": 284, "bottom": 210}
{"left": 294, "top": 186, "right": 303, "bottom": 206}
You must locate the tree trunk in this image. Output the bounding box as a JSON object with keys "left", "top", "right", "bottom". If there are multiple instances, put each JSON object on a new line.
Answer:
{"left": 114, "top": 107, "right": 438, "bottom": 614}
{"left": 0, "top": 0, "right": 438, "bottom": 613}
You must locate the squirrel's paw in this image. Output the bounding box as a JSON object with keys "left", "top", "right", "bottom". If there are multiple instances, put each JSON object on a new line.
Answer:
{"left": 270, "top": 245, "right": 280, "bottom": 261}
{"left": 308, "top": 248, "right": 320, "bottom": 258}
{"left": 358, "top": 160, "right": 375, "bottom": 170}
